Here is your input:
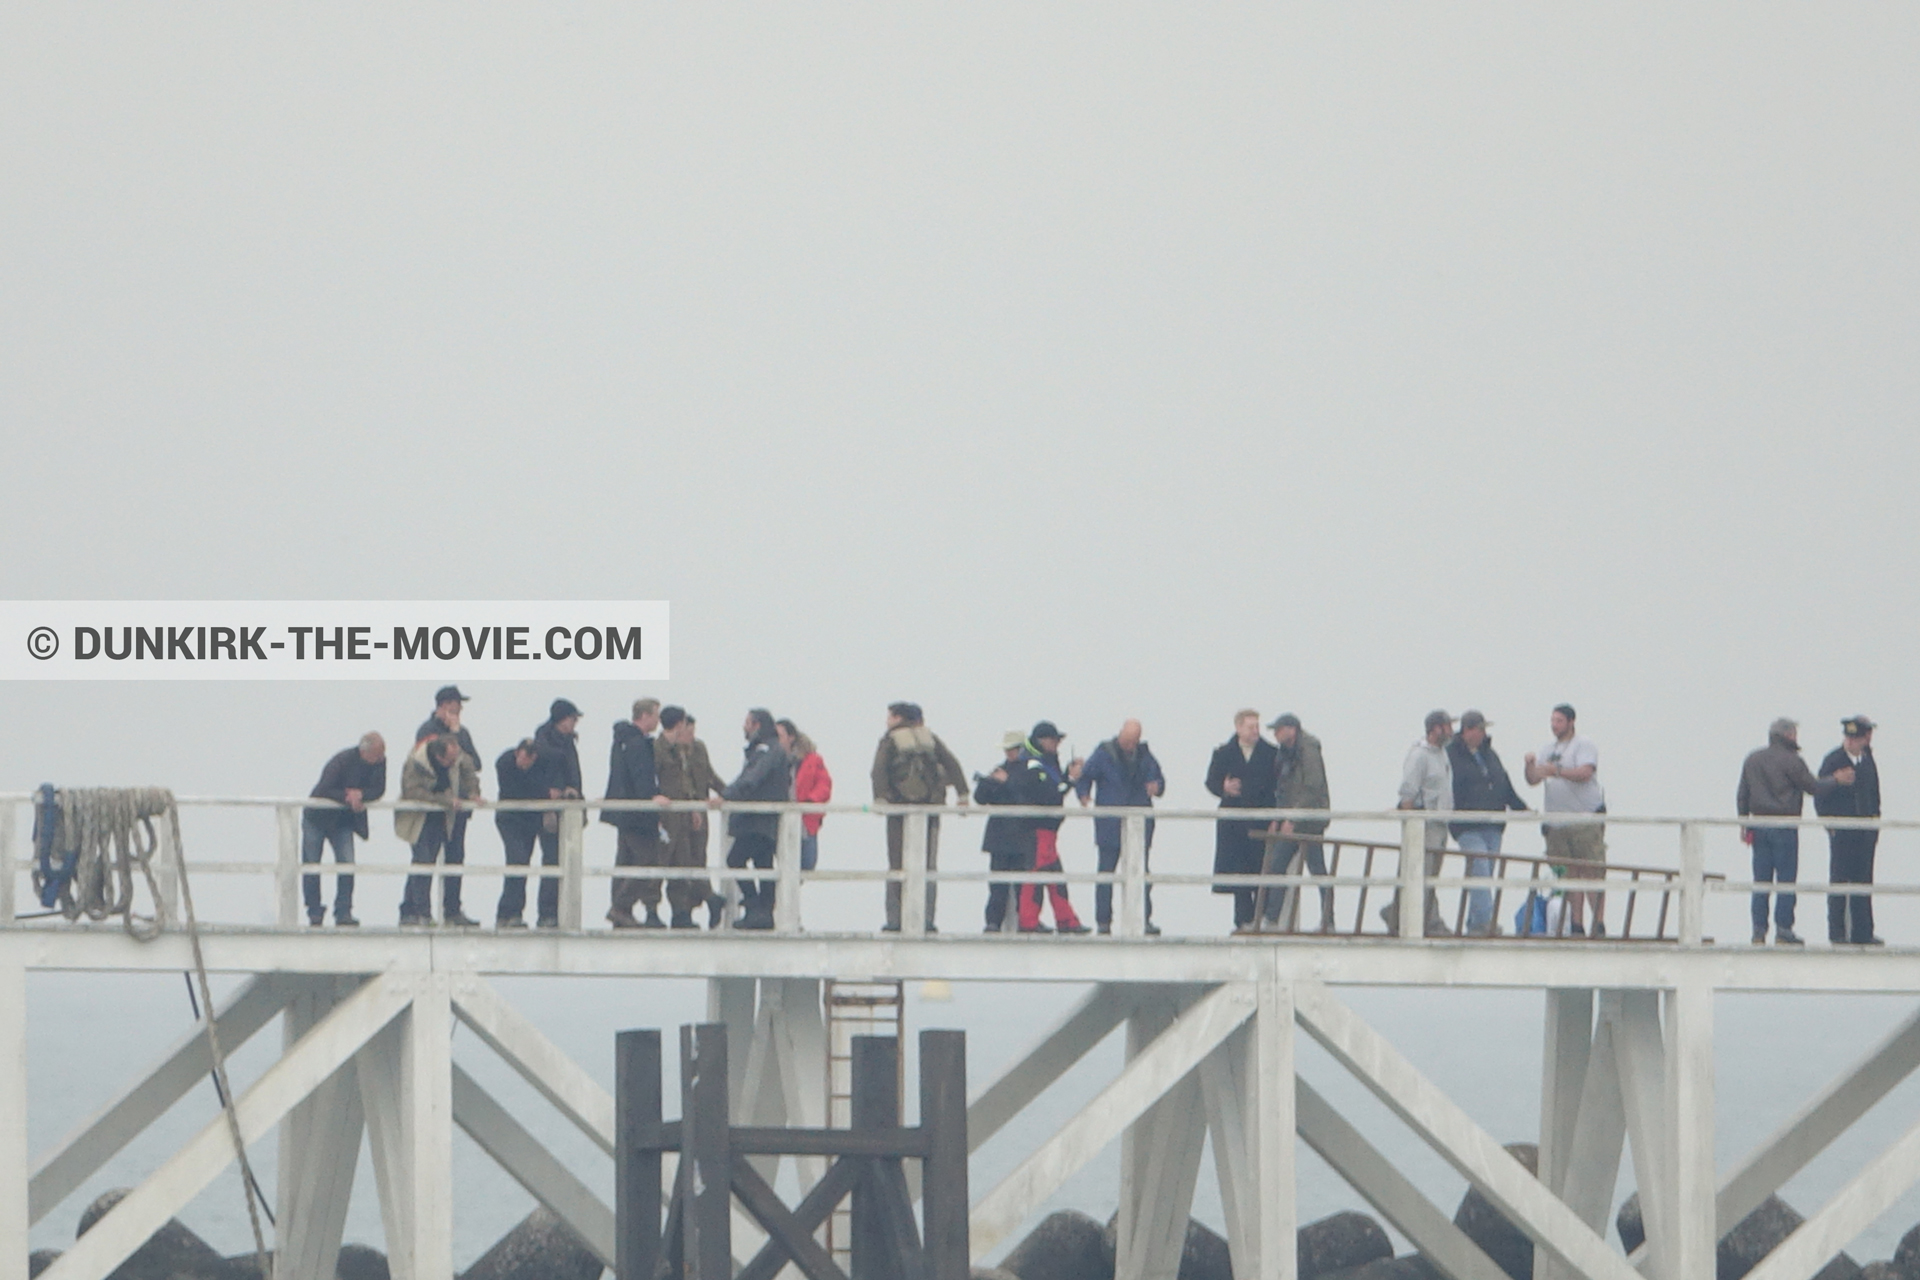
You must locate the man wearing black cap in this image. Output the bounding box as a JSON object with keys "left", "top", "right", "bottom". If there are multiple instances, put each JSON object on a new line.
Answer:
{"left": 1447, "top": 711, "right": 1528, "bottom": 937}
{"left": 1019, "top": 721, "right": 1090, "bottom": 935}
{"left": 1818, "top": 717, "right": 1882, "bottom": 945}
{"left": 525, "top": 698, "right": 585, "bottom": 928}
{"left": 416, "top": 686, "right": 482, "bottom": 895}
{"left": 870, "top": 702, "right": 970, "bottom": 931}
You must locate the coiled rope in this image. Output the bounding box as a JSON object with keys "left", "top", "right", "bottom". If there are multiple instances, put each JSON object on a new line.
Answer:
{"left": 32, "top": 788, "right": 272, "bottom": 1277}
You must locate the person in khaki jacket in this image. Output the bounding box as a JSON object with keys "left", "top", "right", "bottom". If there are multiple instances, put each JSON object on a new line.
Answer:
{"left": 870, "top": 701, "right": 969, "bottom": 931}
{"left": 653, "top": 707, "right": 727, "bottom": 928}
{"left": 396, "top": 733, "right": 483, "bottom": 927}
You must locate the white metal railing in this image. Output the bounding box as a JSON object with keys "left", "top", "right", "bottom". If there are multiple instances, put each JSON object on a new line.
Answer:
{"left": 0, "top": 792, "right": 1910, "bottom": 945}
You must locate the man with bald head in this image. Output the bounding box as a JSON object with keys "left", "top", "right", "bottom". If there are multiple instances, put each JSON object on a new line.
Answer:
{"left": 1075, "top": 719, "right": 1166, "bottom": 934}
{"left": 302, "top": 732, "right": 387, "bottom": 927}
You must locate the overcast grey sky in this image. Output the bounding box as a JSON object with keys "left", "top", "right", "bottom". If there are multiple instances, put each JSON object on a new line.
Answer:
{"left": 4, "top": 4, "right": 1915, "bottom": 830}
{"left": 6, "top": 2, "right": 1920, "bottom": 1256}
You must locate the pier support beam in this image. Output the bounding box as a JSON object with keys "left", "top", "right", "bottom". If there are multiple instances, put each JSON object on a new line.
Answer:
{"left": 1666, "top": 981, "right": 1716, "bottom": 1280}
{"left": 277, "top": 976, "right": 368, "bottom": 1280}
{"left": 361, "top": 974, "right": 453, "bottom": 1280}
{"left": 0, "top": 961, "right": 26, "bottom": 1280}
{"left": 1251, "top": 966, "right": 1296, "bottom": 1280}
{"left": 1116, "top": 989, "right": 1207, "bottom": 1280}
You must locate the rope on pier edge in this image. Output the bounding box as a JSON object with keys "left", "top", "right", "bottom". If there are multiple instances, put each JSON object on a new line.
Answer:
{"left": 36, "top": 788, "right": 273, "bottom": 1277}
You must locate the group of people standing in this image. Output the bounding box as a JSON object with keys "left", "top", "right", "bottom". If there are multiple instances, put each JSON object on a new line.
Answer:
{"left": 296, "top": 689, "right": 1889, "bottom": 943}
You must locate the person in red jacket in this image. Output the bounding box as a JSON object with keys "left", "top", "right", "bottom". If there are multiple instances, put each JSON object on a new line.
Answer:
{"left": 777, "top": 719, "right": 832, "bottom": 870}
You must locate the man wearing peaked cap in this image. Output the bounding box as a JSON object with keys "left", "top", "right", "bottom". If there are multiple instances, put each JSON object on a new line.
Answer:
{"left": 1817, "top": 717, "right": 1882, "bottom": 945}
{"left": 416, "top": 685, "right": 482, "bottom": 908}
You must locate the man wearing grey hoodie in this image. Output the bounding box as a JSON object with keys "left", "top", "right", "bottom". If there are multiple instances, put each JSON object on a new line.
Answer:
{"left": 1383, "top": 710, "right": 1453, "bottom": 936}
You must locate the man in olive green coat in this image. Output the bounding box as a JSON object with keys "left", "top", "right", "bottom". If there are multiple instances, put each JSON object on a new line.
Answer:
{"left": 396, "top": 734, "right": 483, "bottom": 926}
{"left": 654, "top": 707, "right": 726, "bottom": 927}
{"left": 1259, "top": 714, "right": 1333, "bottom": 931}
{"left": 870, "top": 701, "right": 969, "bottom": 931}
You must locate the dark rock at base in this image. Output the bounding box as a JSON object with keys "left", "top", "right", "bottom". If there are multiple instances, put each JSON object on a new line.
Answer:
{"left": 1618, "top": 1196, "right": 1645, "bottom": 1253}
{"left": 29, "top": 1252, "right": 61, "bottom": 1279}
{"left": 1176, "top": 1217, "right": 1234, "bottom": 1280}
{"left": 337, "top": 1243, "right": 392, "bottom": 1280}
{"left": 1617, "top": 1192, "right": 1859, "bottom": 1280}
{"left": 1861, "top": 1263, "right": 1902, "bottom": 1280}
{"left": 974, "top": 1270, "right": 1021, "bottom": 1280}
{"left": 1322, "top": 1257, "right": 1444, "bottom": 1280}
{"left": 1299, "top": 1211, "right": 1393, "bottom": 1280}
{"left": 460, "top": 1208, "right": 604, "bottom": 1280}
{"left": 1454, "top": 1143, "right": 1539, "bottom": 1280}
{"left": 1100, "top": 1210, "right": 1231, "bottom": 1280}
{"left": 1898, "top": 1226, "right": 1920, "bottom": 1280}
{"left": 214, "top": 1253, "right": 270, "bottom": 1280}
{"left": 1004, "top": 1210, "right": 1115, "bottom": 1280}
{"left": 75, "top": 1189, "right": 228, "bottom": 1280}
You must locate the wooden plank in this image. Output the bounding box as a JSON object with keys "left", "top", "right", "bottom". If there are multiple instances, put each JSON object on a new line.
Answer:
{"left": 730, "top": 1156, "right": 850, "bottom": 1280}
{"left": 737, "top": 1158, "right": 865, "bottom": 1280}
{"left": 450, "top": 975, "right": 615, "bottom": 1154}
{"left": 965, "top": 984, "right": 1132, "bottom": 1151}
{"left": 30, "top": 974, "right": 295, "bottom": 1223}
{"left": 616, "top": 1029, "right": 663, "bottom": 1280}
{"left": 1293, "top": 980, "right": 1642, "bottom": 1280}
{"left": 40, "top": 974, "right": 410, "bottom": 1280}
{"left": 681, "top": 1023, "right": 732, "bottom": 1280}
{"left": 453, "top": 1064, "right": 614, "bottom": 1265}
{"left": 970, "top": 982, "right": 1256, "bottom": 1258}
{"left": 920, "top": 1031, "right": 969, "bottom": 1280}
{"left": 1295, "top": 1080, "right": 1508, "bottom": 1280}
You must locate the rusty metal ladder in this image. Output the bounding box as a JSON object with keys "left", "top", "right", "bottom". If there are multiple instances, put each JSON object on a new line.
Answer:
{"left": 825, "top": 978, "right": 905, "bottom": 1267}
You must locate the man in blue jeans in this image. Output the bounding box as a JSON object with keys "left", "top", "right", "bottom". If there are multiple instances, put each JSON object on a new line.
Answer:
{"left": 1738, "top": 717, "right": 1853, "bottom": 945}
{"left": 301, "top": 732, "right": 387, "bottom": 927}
{"left": 1446, "top": 711, "right": 1529, "bottom": 936}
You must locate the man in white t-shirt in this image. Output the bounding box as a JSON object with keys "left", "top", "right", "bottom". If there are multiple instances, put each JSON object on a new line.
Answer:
{"left": 1525, "top": 704, "right": 1607, "bottom": 937}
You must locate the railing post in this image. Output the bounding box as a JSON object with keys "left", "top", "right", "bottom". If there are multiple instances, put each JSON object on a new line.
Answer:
{"left": 0, "top": 800, "right": 15, "bottom": 926}
{"left": 902, "top": 811, "right": 928, "bottom": 937}
{"left": 558, "top": 805, "right": 584, "bottom": 931}
{"left": 1119, "top": 815, "right": 1147, "bottom": 938}
{"left": 1678, "top": 822, "right": 1706, "bottom": 947}
{"left": 775, "top": 810, "right": 803, "bottom": 935}
{"left": 275, "top": 804, "right": 301, "bottom": 930}
{"left": 1397, "top": 817, "right": 1425, "bottom": 940}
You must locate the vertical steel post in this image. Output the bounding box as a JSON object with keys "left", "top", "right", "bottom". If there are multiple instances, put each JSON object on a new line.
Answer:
{"left": 276, "top": 804, "right": 301, "bottom": 930}
{"left": 1119, "top": 815, "right": 1147, "bottom": 938}
{"left": 616, "top": 1029, "right": 663, "bottom": 1280}
{"left": 0, "top": 960, "right": 25, "bottom": 1280}
{"left": 1397, "top": 817, "right": 1425, "bottom": 940}
{"left": 681, "top": 1023, "right": 732, "bottom": 1280}
{"left": 558, "top": 805, "right": 585, "bottom": 931}
{"left": 1678, "top": 823, "right": 1706, "bottom": 947}
{"left": 902, "top": 812, "right": 929, "bottom": 937}
{"left": 920, "top": 1030, "right": 969, "bottom": 1279}
{"left": 775, "top": 810, "right": 803, "bottom": 934}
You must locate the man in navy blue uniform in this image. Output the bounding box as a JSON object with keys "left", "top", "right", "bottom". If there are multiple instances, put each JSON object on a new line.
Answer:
{"left": 1819, "top": 716, "right": 1883, "bottom": 946}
